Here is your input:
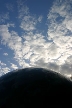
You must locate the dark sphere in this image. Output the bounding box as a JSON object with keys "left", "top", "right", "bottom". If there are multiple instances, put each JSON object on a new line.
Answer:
{"left": 0, "top": 68, "right": 72, "bottom": 108}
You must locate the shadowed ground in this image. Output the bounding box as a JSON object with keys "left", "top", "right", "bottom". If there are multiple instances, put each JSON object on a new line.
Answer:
{"left": 0, "top": 68, "right": 72, "bottom": 108}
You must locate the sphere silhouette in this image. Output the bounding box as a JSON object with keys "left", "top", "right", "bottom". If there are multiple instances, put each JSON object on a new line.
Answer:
{"left": 0, "top": 68, "right": 72, "bottom": 108}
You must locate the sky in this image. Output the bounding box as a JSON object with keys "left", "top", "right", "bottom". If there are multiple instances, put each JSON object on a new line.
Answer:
{"left": 0, "top": 0, "right": 72, "bottom": 77}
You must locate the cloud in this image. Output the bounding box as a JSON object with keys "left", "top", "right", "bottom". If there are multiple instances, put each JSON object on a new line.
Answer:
{"left": 0, "top": 25, "right": 22, "bottom": 49}
{"left": 0, "top": 25, "right": 11, "bottom": 45}
{"left": 7, "top": 23, "right": 15, "bottom": 27}
{"left": 17, "top": 0, "right": 43, "bottom": 31}
{"left": 17, "top": 0, "right": 29, "bottom": 18}
{"left": 0, "top": 61, "right": 10, "bottom": 76}
{"left": 47, "top": 0, "right": 72, "bottom": 74}
{"left": 0, "top": 24, "right": 30, "bottom": 68}
{"left": 0, "top": 61, "right": 6, "bottom": 66}
{"left": 0, "top": 0, "right": 72, "bottom": 77}
{"left": 20, "top": 15, "right": 37, "bottom": 31}
{"left": 0, "top": 12, "right": 9, "bottom": 23}
{"left": 0, "top": 23, "right": 71, "bottom": 76}
{"left": 38, "top": 15, "right": 43, "bottom": 23}
{"left": 30, "top": 58, "right": 60, "bottom": 72}
{"left": 60, "top": 62, "right": 72, "bottom": 75}
{"left": 6, "top": 3, "right": 14, "bottom": 11}
{"left": 47, "top": 0, "right": 72, "bottom": 44}
{"left": 60, "top": 56, "right": 72, "bottom": 75}
{"left": 3, "top": 53, "right": 8, "bottom": 56}
{"left": 10, "top": 63, "right": 18, "bottom": 69}
{"left": 8, "top": 30, "right": 22, "bottom": 50}
{"left": 0, "top": 67, "right": 10, "bottom": 74}
{"left": 0, "top": 24, "right": 50, "bottom": 69}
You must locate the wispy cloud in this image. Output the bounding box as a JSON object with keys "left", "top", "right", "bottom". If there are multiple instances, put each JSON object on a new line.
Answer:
{"left": 6, "top": 3, "right": 14, "bottom": 11}
{"left": 0, "top": 60, "right": 6, "bottom": 66}
{"left": 17, "top": 0, "right": 29, "bottom": 18}
{"left": 20, "top": 15, "right": 37, "bottom": 31}
{"left": 3, "top": 53, "right": 8, "bottom": 56}
{"left": 0, "top": 12, "right": 9, "bottom": 23}
{"left": 17, "top": 0, "right": 43, "bottom": 31}
{"left": 7, "top": 23, "right": 15, "bottom": 27}
{"left": 0, "top": 61, "right": 10, "bottom": 76}
{"left": 38, "top": 15, "right": 43, "bottom": 23}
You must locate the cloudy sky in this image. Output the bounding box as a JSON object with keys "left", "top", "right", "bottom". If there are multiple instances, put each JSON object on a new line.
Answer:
{"left": 0, "top": 0, "right": 72, "bottom": 77}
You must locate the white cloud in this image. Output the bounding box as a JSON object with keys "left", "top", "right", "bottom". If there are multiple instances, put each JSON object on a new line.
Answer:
{"left": 0, "top": 67, "right": 10, "bottom": 74}
{"left": 13, "top": 57, "right": 30, "bottom": 68}
{"left": 3, "top": 53, "right": 8, "bottom": 56}
{"left": 47, "top": 0, "right": 72, "bottom": 74}
{"left": 0, "top": 24, "right": 51, "bottom": 70}
{"left": 8, "top": 30, "right": 22, "bottom": 50}
{"left": 0, "top": 61, "right": 6, "bottom": 66}
{"left": 0, "top": 0, "right": 72, "bottom": 77}
{"left": 24, "top": 52, "right": 32, "bottom": 59}
{"left": 17, "top": 0, "right": 29, "bottom": 18}
{"left": 10, "top": 63, "right": 18, "bottom": 69}
{"left": 7, "top": 23, "right": 15, "bottom": 27}
{"left": 0, "top": 25, "right": 11, "bottom": 45}
{"left": 1, "top": 23, "right": 71, "bottom": 75}
{"left": 20, "top": 15, "right": 37, "bottom": 31}
{"left": 17, "top": 1, "right": 43, "bottom": 31}
{"left": 0, "top": 26, "right": 22, "bottom": 50}
{"left": 0, "top": 24, "right": 31, "bottom": 68}
{"left": 0, "top": 61, "right": 10, "bottom": 76}
{"left": 38, "top": 15, "right": 43, "bottom": 23}
{"left": 64, "top": 74, "right": 72, "bottom": 78}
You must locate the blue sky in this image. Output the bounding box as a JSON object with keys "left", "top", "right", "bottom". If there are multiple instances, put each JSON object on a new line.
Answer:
{"left": 0, "top": 0, "right": 72, "bottom": 77}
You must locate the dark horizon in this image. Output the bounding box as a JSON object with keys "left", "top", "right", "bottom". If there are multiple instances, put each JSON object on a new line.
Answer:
{"left": 0, "top": 68, "right": 72, "bottom": 107}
